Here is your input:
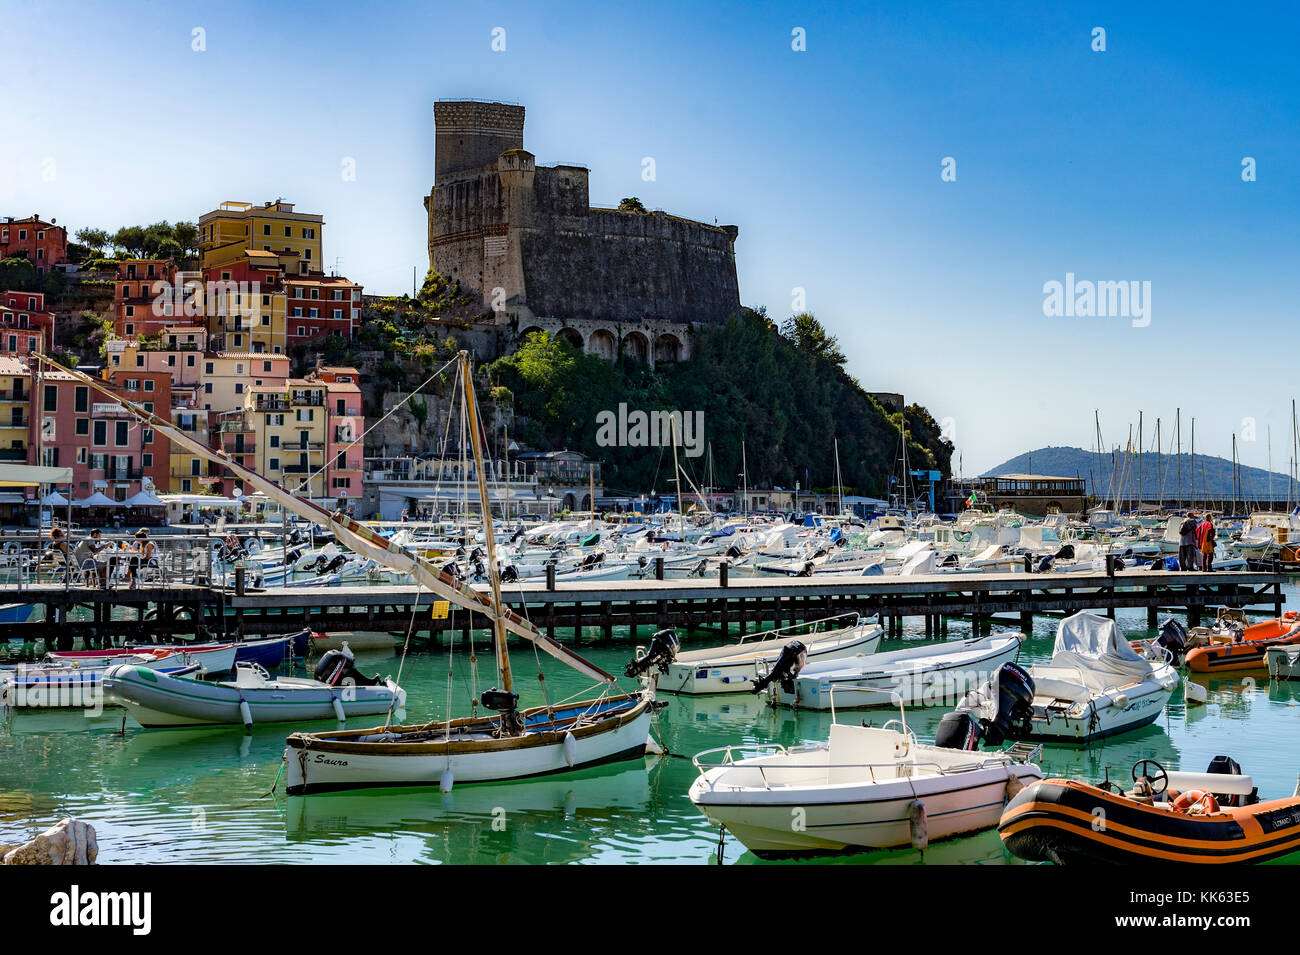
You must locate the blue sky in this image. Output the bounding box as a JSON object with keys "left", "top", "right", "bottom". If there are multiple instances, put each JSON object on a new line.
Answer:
{"left": 3, "top": 1, "right": 1297, "bottom": 475}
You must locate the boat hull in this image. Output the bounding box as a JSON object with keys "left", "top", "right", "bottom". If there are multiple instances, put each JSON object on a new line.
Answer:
{"left": 1185, "top": 618, "right": 1300, "bottom": 673}
{"left": 103, "top": 664, "right": 402, "bottom": 728}
{"left": 1000, "top": 779, "right": 1300, "bottom": 864}
{"left": 692, "top": 762, "right": 1042, "bottom": 855}
{"left": 1267, "top": 645, "right": 1300, "bottom": 680}
{"left": 662, "top": 624, "right": 883, "bottom": 695}
{"left": 283, "top": 695, "right": 653, "bottom": 795}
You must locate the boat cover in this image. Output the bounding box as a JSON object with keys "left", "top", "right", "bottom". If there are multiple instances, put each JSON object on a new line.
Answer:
{"left": 1051, "top": 612, "right": 1151, "bottom": 688}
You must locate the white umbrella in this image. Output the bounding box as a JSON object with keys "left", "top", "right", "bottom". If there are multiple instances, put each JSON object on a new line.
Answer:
{"left": 40, "top": 491, "right": 69, "bottom": 507}
{"left": 75, "top": 491, "right": 116, "bottom": 508}
{"left": 123, "top": 490, "right": 164, "bottom": 508}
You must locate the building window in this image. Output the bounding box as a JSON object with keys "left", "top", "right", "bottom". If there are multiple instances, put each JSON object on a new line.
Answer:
{"left": 143, "top": 453, "right": 153, "bottom": 467}
{"left": 43, "top": 384, "right": 57, "bottom": 412}
{"left": 115, "top": 421, "right": 128, "bottom": 446}
{"left": 93, "top": 420, "right": 107, "bottom": 445}
{"left": 75, "top": 387, "right": 88, "bottom": 413}
{"left": 182, "top": 479, "right": 191, "bottom": 493}
{"left": 75, "top": 418, "right": 89, "bottom": 436}
{"left": 269, "top": 458, "right": 279, "bottom": 471}
{"left": 144, "top": 380, "right": 155, "bottom": 392}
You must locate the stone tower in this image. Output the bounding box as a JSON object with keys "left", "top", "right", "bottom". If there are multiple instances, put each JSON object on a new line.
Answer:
{"left": 433, "top": 101, "right": 525, "bottom": 178}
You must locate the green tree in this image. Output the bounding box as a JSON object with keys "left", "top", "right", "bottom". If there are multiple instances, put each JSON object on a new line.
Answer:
{"left": 780, "top": 312, "right": 846, "bottom": 369}
{"left": 112, "top": 226, "right": 146, "bottom": 258}
{"left": 618, "top": 197, "right": 648, "bottom": 213}
{"left": 0, "top": 257, "right": 39, "bottom": 291}
{"left": 75, "top": 228, "right": 110, "bottom": 256}
{"left": 172, "top": 221, "right": 199, "bottom": 256}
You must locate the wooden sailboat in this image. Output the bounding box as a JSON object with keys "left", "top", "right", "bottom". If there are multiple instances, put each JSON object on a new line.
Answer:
{"left": 32, "top": 352, "right": 673, "bottom": 795}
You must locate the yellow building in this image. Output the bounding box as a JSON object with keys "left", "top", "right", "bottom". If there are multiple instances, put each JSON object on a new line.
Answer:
{"left": 169, "top": 403, "right": 211, "bottom": 493}
{"left": 198, "top": 200, "right": 324, "bottom": 276}
{"left": 204, "top": 251, "right": 288, "bottom": 354}
{"left": 247, "top": 379, "right": 328, "bottom": 499}
{"left": 199, "top": 352, "right": 290, "bottom": 415}
{"left": 0, "top": 357, "right": 30, "bottom": 464}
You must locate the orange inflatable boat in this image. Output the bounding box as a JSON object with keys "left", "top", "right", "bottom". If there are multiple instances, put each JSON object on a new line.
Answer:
{"left": 1184, "top": 611, "right": 1300, "bottom": 673}
{"left": 1000, "top": 757, "right": 1300, "bottom": 864}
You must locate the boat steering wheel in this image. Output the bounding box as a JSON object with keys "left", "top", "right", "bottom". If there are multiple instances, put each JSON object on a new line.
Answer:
{"left": 1131, "top": 759, "right": 1169, "bottom": 796}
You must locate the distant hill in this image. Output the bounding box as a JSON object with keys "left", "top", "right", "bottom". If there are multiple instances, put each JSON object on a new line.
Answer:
{"left": 984, "top": 446, "right": 1295, "bottom": 503}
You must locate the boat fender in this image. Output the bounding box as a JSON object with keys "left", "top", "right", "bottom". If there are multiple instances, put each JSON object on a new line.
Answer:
{"left": 1005, "top": 772, "right": 1025, "bottom": 801}
{"left": 439, "top": 769, "right": 454, "bottom": 793}
{"left": 645, "top": 733, "right": 664, "bottom": 756}
{"left": 1112, "top": 693, "right": 1128, "bottom": 709}
{"left": 331, "top": 694, "right": 346, "bottom": 722}
{"left": 1172, "top": 789, "right": 1220, "bottom": 815}
{"left": 563, "top": 731, "right": 577, "bottom": 767}
{"left": 239, "top": 698, "right": 253, "bottom": 731}
{"left": 907, "top": 800, "right": 928, "bottom": 852}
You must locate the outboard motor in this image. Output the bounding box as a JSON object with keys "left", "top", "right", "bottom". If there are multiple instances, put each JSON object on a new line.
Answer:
{"left": 1035, "top": 554, "right": 1055, "bottom": 573}
{"left": 1055, "top": 544, "right": 1075, "bottom": 561}
{"left": 689, "top": 558, "right": 708, "bottom": 578}
{"left": 939, "top": 662, "right": 1035, "bottom": 749}
{"left": 1156, "top": 618, "right": 1189, "bottom": 664}
{"left": 625, "top": 629, "right": 681, "bottom": 678}
{"left": 323, "top": 554, "right": 348, "bottom": 575}
{"left": 500, "top": 564, "right": 519, "bottom": 583}
{"left": 725, "top": 544, "right": 743, "bottom": 559}
{"left": 481, "top": 687, "right": 524, "bottom": 735}
{"left": 314, "top": 643, "right": 383, "bottom": 687}
{"left": 440, "top": 560, "right": 461, "bottom": 580}
{"left": 750, "top": 641, "right": 807, "bottom": 695}
{"left": 1205, "top": 755, "right": 1259, "bottom": 807}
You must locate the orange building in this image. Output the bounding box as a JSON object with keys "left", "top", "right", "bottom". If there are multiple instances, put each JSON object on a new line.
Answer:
{"left": 0, "top": 215, "right": 68, "bottom": 272}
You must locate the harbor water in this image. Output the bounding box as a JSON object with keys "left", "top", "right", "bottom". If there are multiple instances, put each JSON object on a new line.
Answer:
{"left": 3, "top": 586, "right": 1300, "bottom": 865}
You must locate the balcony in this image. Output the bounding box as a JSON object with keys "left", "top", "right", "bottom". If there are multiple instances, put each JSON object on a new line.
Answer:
{"left": 215, "top": 420, "right": 252, "bottom": 433}
{"left": 0, "top": 418, "right": 28, "bottom": 429}
{"left": 0, "top": 448, "right": 27, "bottom": 461}
{"left": 222, "top": 441, "right": 256, "bottom": 454}
{"left": 281, "top": 441, "right": 324, "bottom": 451}
{"left": 254, "top": 398, "right": 291, "bottom": 412}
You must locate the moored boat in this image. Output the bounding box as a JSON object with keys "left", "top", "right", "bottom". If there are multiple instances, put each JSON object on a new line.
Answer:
{"left": 688, "top": 717, "right": 1044, "bottom": 857}
{"left": 1266, "top": 644, "right": 1300, "bottom": 680}
{"left": 1185, "top": 612, "right": 1300, "bottom": 673}
{"left": 1000, "top": 756, "right": 1300, "bottom": 864}
{"left": 655, "top": 613, "right": 883, "bottom": 695}
{"left": 103, "top": 644, "right": 404, "bottom": 729}
{"left": 765, "top": 632, "right": 1023, "bottom": 710}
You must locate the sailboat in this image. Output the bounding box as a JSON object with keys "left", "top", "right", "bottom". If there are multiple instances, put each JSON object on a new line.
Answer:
{"left": 31, "top": 352, "right": 673, "bottom": 795}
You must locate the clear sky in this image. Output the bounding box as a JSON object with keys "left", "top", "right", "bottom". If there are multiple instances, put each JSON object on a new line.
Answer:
{"left": 3, "top": 1, "right": 1297, "bottom": 475}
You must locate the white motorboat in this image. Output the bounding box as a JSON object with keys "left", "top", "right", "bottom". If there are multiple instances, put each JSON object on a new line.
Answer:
{"left": 949, "top": 612, "right": 1178, "bottom": 745}
{"left": 689, "top": 716, "right": 1043, "bottom": 856}
{"left": 46, "top": 643, "right": 238, "bottom": 675}
{"left": 103, "top": 644, "right": 405, "bottom": 729}
{"left": 1267, "top": 644, "right": 1300, "bottom": 680}
{"left": 767, "top": 632, "right": 1024, "bottom": 710}
{"left": 1, "top": 653, "right": 201, "bottom": 709}
{"left": 656, "top": 613, "right": 883, "bottom": 695}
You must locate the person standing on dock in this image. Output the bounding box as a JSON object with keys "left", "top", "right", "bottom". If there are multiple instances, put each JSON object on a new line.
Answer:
{"left": 1178, "top": 512, "right": 1200, "bottom": 571}
{"left": 1197, "top": 515, "right": 1216, "bottom": 572}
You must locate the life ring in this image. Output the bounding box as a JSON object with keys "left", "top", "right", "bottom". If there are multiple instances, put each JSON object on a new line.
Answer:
{"left": 1284, "top": 611, "right": 1299, "bottom": 621}
{"left": 1172, "top": 789, "right": 1220, "bottom": 815}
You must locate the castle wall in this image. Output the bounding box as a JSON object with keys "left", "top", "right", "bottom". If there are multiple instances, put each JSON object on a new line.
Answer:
{"left": 426, "top": 100, "right": 741, "bottom": 330}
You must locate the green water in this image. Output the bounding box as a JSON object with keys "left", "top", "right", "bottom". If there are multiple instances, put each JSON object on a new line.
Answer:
{"left": 4, "top": 593, "right": 1300, "bottom": 865}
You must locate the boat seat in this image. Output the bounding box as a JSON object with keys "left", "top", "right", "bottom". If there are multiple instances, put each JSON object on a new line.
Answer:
{"left": 1167, "top": 771, "right": 1255, "bottom": 796}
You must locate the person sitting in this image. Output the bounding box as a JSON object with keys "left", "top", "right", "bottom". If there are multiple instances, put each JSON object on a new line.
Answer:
{"left": 73, "top": 528, "right": 108, "bottom": 586}
{"left": 128, "top": 528, "right": 158, "bottom": 587}
{"left": 46, "top": 527, "right": 70, "bottom": 579}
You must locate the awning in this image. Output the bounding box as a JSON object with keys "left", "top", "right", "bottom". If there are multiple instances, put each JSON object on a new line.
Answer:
{"left": 39, "top": 492, "right": 69, "bottom": 507}
{"left": 0, "top": 492, "right": 26, "bottom": 504}
{"left": 0, "top": 464, "right": 74, "bottom": 488}
{"left": 123, "top": 490, "right": 165, "bottom": 508}
{"left": 75, "top": 491, "right": 117, "bottom": 507}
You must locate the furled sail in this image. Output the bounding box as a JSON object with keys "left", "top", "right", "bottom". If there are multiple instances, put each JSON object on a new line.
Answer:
{"left": 30, "top": 354, "right": 616, "bottom": 684}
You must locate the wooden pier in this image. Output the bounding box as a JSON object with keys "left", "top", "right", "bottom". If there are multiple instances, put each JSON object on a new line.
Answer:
{"left": 0, "top": 569, "right": 1287, "bottom": 650}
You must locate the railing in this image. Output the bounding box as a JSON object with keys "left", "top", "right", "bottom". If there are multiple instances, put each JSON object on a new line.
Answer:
{"left": 254, "top": 399, "right": 291, "bottom": 412}
{"left": 281, "top": 442, "right": 324, "bottom": 451}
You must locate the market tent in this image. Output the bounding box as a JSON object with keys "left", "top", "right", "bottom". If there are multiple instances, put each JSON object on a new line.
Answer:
{"left": 39, "top": 491, "right": 69, "bottom": 507}
{"left": 75, "top": 491, "right": 116, "bottom": 508}
{"left": 123, "top": 490, "right": 165, "bottom": 508}
{"left": 0, "top": 464, "right": 74, "bottom": 488}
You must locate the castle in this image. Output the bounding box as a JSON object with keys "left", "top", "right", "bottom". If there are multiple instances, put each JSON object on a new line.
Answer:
{"left": 424, "top": 101, "right": 741, "bottom": 367}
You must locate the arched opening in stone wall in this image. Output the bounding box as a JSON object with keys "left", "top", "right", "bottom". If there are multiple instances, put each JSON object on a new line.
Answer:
{"left": 519, "top": 325, "right": 545, "bottom": 342}
{"left": 654, "top": 333, "right": 683, "bottom": 363}
{"left": 621, "top": 331, "right": 649, "bottom": 364}
{"left": 587, "top": 328, "right": 617, "bottom": 361}
{"left": 557, "top": 327, "right": 584, "bottom": 351}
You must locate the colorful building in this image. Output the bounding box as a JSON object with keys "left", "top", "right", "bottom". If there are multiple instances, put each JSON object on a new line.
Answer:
{"left": 308, "top": 366, "right": 364, "bottom": 508}
{"left": 245, "top": 379, "right": 328, "bottom": 500}
{"left": 31, "top": 369, "right": 147, "bottom": 501}
{"left": 198, "top": 200, "right": 323, "bottom": 276}
{"left": 202, "top": 254, "right": 287, "bottom": 354}
{"left": 199, "top": 352, "right": 290, "bottom": 415}
{"left": 104, "top": 368, "right": 172, "bottom": 494}
{"left": 0, "top": 215, "right": 68, "bottom": 272}
{"left": 285, "top": 273, "right": 362, "bottom": 348}
{"left": 1, "top": 290, "right": 55, "bottom": 353}
{"left": 0, "top": 356, "right": 30, "bottom": 464}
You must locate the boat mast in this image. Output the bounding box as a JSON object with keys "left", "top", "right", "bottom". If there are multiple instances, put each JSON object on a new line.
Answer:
{"left": 834, "top": 438, "right": 843, "bottom": 515}
{"left": 741, "top": 440, "right": 748, "bottom": 517}
{"left": 1176, "top": 408, "right": 1182, "bottom": 509}
{"left": 671, "top": 415, "right": 684, "bottom": 540}
{"left": 461, "top": 354, "right": 513, "bottom": 695}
